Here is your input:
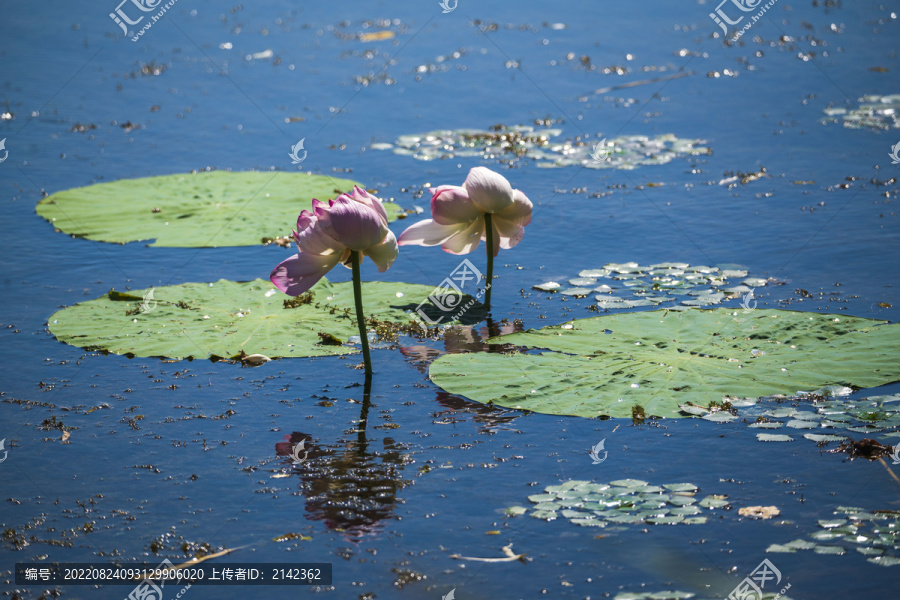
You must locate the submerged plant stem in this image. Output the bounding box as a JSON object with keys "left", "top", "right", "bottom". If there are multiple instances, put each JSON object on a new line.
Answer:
{"left": 350, "top": 251, "right": 373, "bottom": 376}
{"left": 484, "top": 213, "right": 494, "bottom": 312}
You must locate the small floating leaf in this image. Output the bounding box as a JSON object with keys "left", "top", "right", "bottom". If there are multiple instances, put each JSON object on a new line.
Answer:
{"left": 803, "top": 433, "right": 847, "bottom": 442}
{"left": 814, "top": 545, "right": 846, "bottom": 555}
{"left": 703, "top": 412, "right": 737, "bottom": 423}
{"left": 699, "top": 495, "right": 730, "bottom": 509}
{"left": 609, "top": 479, "right": 649, "bottom": 488}
{"left": 785, "top": 419, "right": 818, "bottom": 429}
{"left": 757, "top": 433, "right": 794, "bottom": 442}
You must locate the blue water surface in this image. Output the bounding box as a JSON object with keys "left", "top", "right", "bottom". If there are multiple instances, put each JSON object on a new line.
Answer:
{"left": 1, "top": 1, "right": 899, "bottom": 598}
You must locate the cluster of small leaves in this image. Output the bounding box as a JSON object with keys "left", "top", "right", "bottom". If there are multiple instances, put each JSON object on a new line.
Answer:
{"left": 534, "top": 261, "right": 766, "bottom": 310}
{"left": 822, "top": 94, "right": 900, "bottom": 130}
{"left": 680, "top": 389, "right": 900, "bottom": 445}
{"left": 373, "top": 127, "right": 708, "bottom": 170}
{"left": 614, "top": 592, "right": 792, "bottom": 600}
{"left": 768, "top": 506, "right": 900, "bottom": 567}
{"left": 507, "top": 479, "right": 729, "bottom": 527}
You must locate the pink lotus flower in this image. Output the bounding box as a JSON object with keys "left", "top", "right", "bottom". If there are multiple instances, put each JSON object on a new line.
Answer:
{"left": 397, "top": 167, "right": 532, "bottom": 256}
{"left": 271, "top": 186, "right": 398, "bottom": 296}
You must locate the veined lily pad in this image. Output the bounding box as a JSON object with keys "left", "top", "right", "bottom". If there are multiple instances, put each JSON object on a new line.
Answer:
{"left": 428, "top": 309, "right": 900, "bottom": 419}
{"left": 36, "top": 171, "right": 402, "bottom": 247}
{"left": 47, "top": 278, "right": 448, "bottom": 359}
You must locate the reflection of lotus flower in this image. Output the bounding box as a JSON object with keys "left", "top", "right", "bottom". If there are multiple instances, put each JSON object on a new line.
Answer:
{"left": 270, "top": 186, "right": 398, "bottom": 296}
{"left": 397, "top": 167, "right": 532, "bottom": 257}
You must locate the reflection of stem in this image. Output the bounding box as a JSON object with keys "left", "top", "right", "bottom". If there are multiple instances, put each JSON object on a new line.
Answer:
{"left": 358, "top": 375, "right": 372, "bottom": 451}
{"left": 485, "top": 316, "right": 497, "bottom": 339}
{"left": 350, "top": 251, "right": 373, "bottom": 376}
{"left": 484, "top": 213, "right": 494, "bottom": 313}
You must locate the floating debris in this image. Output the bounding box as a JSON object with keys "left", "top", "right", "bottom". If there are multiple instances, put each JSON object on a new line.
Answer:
{"left": 449, "top": 543, "right": 525, "bottom": 563}
{"left": 832, "top": 437, "right": 895, "bottom": 460}
{"left": 372, "top": 126, "right": 708, "bottom": 170}
{"left": 238, "top": 351, "right": 271, "bottom": 367}
{"left": 739, "top": 506, "right": 782, "bottom": 519}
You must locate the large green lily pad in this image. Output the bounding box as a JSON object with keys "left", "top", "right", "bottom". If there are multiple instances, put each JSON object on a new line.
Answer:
{"left": 36, "top": 171, "right": 402, "bottom": 247}
{"left": 429, "top": 309, "right": 900, "bottom": 419}
{"left": 47, "top": 278, "right": 445, "bottom": 359}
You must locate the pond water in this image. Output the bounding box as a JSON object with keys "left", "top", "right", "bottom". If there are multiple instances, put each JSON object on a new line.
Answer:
{"left": 1, "top": 1, "right": 899, "bottom": 599}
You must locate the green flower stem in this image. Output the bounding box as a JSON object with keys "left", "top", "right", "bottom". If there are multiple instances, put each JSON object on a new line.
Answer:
{"left": 484, "top": 213, "right": 494, "bottom": 312}
{"left": 357, "top": 375, "right": 372, "bottom": 450}
{"left": 350, "top": 251, "right": 373, "bottom": 376}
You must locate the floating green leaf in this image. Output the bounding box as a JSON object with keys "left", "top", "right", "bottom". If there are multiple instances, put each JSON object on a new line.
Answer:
{"left": 47, "top": 278, "right": 447, "bottom": 359}
{"left": 36, "top": 171, "right": 402, "bottom": 247}
{"left": 429, "top": 309, "right": 900, "bottom": 419}
{"left": 757, "top": 433, "right": 794, "bottom": 442}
